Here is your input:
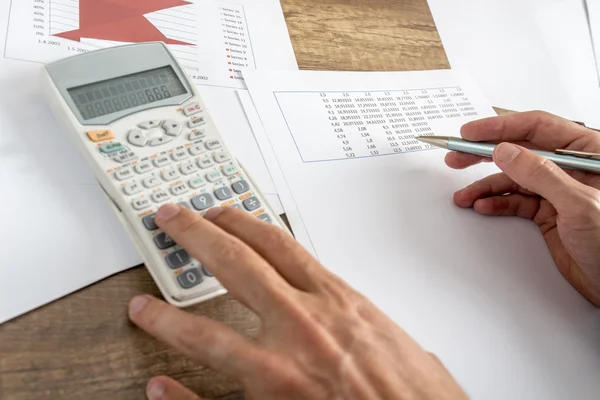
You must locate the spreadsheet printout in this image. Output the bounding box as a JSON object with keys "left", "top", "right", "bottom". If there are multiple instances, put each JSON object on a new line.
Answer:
{"left": 242, "top": 69, "right": 600, "bottom": 400}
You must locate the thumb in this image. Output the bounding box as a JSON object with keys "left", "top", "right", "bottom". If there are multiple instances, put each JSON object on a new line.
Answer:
{"left": 492, "top": 142, "right": 589, "bottom": 214}
{"left": 146, "top": 376, "right": 207, "bottom": 400}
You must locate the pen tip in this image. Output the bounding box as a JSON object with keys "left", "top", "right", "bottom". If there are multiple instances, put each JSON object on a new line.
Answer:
{"left": 415, "top": 136, "right": 449, "bottom": 149}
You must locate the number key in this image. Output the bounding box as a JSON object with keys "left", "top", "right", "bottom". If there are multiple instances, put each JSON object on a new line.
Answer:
{"left": 177, "top": 268, "right": 203, "bottom": 289}
{"left": 191, "top": 193, "right": 214, "bottom": 210}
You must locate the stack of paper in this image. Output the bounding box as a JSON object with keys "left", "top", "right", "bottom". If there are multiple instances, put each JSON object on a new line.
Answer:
{"left": 240, "top": 69, "right": 600, "bottom": 399}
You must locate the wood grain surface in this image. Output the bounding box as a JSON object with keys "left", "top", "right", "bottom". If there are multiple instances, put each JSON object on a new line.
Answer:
{"left": 0, "top": 1, "right": 458, "bottom": 399}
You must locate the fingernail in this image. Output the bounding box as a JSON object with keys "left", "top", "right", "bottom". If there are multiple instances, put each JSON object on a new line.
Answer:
{"left": 129, "top": 295, "right": 149, "bottom": 316}
{"left": 494, "top": 142, "right": 521, "bottom": 163}
{"left": 146, "top": 380, "right": 165, "bottom": 400}
{"left": 156, "top": 203, "right": 181, "bottom": 222}
{"left": 204, "top": 207, "right": 225, "bottom": 221}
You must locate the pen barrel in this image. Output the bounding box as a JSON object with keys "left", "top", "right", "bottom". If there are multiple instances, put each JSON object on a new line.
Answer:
{"left": 447, "top": 138, "right": 600, "bottom": 174}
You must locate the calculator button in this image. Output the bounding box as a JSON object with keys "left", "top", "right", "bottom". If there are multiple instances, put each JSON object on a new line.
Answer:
{"left": 177, "top": 268, "right": 203, "bottom": 289}
{"left": 243, "top": 196, "right": 261, "bottom": 211}
{"left": 100, "top": 142, "right": 126, "bottom": 154}
{"left": 191, "top": 193, "right": 214, "bottom": 210}
{"left": 151, "top": 189, "right": 170, "bottom": 203}
{"left": 188, "top": 177, "right": 206, "bottom": 189}
{"left": 113, "top": 151, "right": 138, "bottom": 163}
{"left": 183, "top": 102, "right": 202, "bottom": 116}
{"left": 170, "top": 183, "right": 189, "bottom": 196}
{"left": 214, "top": 151, "right": 230, "bottom": 163}
{"left": 202, "top": 266, "right": 214, "bottom": 277}
{"left": 231, "top": 180, "right": 249, "bottom": 194}
{"left": 257, "top": 213, "right": 272, "bottom": 223}
{"left": 163, "top": 120, "right": 183, "bottom": 136}
{"left": 87, "top": 129, "right": 114, "bottom": 142}
{"left": 149, "top": 136, "right": 174, "bottom": 147}
{"left": 143, "top": 176, "right": 161, "bottom": 188}
{"left": 180, "top": 162, "right": 198, "bottom": 175}
{"left": 127, "top": 129, "right": 148, "bottom": 147}
{"left": 114, "top": 168, "right": 133, "bottom": 181}
{"left": 142, "top": 214, "right": 158, "bottom": 230}
{"left": 166, "top": 249, "right": 191, "bottom": 269}
{"left": 197, "top": 154, "right": 214, "bottom": 169}
{"left": 154, "top": 232, "right": 175, "bottom": 249}
{"left": 161, "top": 167, "right": 180, "bottom": 182}
{"left": 132, "top": 197, "right": 151, "bottom": 210}
{"left": 188, "top": 131, "right": 205, "bottom": 141}
{"left": 205, "top": 140, "right": 222, "bottom": 150}
{"left": 206, "top": 170, "right": 223, "bottom": 182}
{"left": 123, "top": 181, "right": 143, "bottom": 195}
{"left": 188, "top": 143, "right": 206, "bottom": 156}
{"left": 222, "top": 165, "right": 239, "bottom": 176}
{"left": 153, "top": 156, "right": 171, "bottom": 168}
{"left": 179, "top": 201, "right": 191, "bottom": 209}
{"left": 134, "top": 161, "right": 153, "bottom": 174}
{"left": 188, "top": 117, "right": 205, "bottom": 129}
{"left": 214, "top": 187, "right": 232, "bottom": 200}
{"left": 172, "top": 150, "right": 189, "bottom": 161}
{"left": 139, "top": 120, "right": 161, "bottom": 129}
{"left": 229, "top": 204, "right": 242, "bottom": 210}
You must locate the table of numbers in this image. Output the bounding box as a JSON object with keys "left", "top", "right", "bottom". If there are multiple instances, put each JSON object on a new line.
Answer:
{"left": 273, "top": 87, "right": 480, "bottom": 162}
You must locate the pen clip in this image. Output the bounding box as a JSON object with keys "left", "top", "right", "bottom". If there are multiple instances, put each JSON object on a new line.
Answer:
{"left": 555, "top": 149, "right": 600, "bottom": 159}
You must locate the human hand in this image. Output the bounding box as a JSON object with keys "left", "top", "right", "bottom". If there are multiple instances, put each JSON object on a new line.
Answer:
{"left": 446, "top": 111, "right": 600, "bottom": 306}
{"left": 128, "top": 205, "right": 467, "bottom": 400}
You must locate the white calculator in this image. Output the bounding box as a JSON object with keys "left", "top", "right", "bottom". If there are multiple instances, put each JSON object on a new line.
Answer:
{"left": 41, "top": 42, "right": 285, "bottom": 307}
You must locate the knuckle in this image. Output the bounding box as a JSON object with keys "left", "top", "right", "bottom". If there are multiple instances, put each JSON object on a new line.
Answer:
{"left": 214, "top": 238, "right": 247, "bottom": 261}
{"left": 528, "top": 157, "right": 557, "bottom": 184}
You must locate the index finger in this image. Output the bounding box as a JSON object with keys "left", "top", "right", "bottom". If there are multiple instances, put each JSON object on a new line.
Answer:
{"left": 461, "top": 111, "right": 600, "bottom": 153}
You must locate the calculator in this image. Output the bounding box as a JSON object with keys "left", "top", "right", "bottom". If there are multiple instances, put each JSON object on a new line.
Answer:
{"left": 41, "top": 42, "right": 285, "bottom": 307}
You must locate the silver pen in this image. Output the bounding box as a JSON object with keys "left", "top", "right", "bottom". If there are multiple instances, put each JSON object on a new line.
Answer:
{"left": 415, "top": 135, "right": 600, "bottom": 174}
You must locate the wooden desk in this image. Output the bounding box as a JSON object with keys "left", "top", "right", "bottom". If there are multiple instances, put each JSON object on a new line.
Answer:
{"left": 0, "top": 1, "right": 448, "bottom": 398}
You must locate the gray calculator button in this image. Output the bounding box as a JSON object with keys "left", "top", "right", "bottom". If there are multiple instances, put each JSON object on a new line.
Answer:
{"left": 257, "top": 213, "right": 272, "bottom": 223}
{"left": 151, "top": 189, "right": 170, "bottom": 203}
{"left": 113, "top": 151, "right": 137, "bottom": 163}
{"left": 143, "top": 176, "right": 161, "bottom": 188}
{"left": 229, "top": 204, "right": 242, "bottom": 210}
{"left": 188, "top": 130, "right": 205, "bottom": 141}
{"left": 132, "top": 197, "right": 150, "bottom": 210}
{"left": 142, "top": 214, "right": 158, "bottom": 230}
{"left": 123, "top": 181, "right": 143, "bottom": 195}
{"left": 188, "top": 142, "right": 206, "bottom": 155}
{"left": 231, "top": 180, "right": 249, "bottom": 194}
{"left": 161, "top": 167, "right": 180, "bottom": 182}
{"left": 163, "top": 120, "right": 183, "bottom": 136}
{"left": 128, "top": 129, "right": 148, "bottom": 147}
{"left": 191, "top": 193, "right": 214, "bottom": 210}
{"left": 183, "top": 102, "right": 202, "bottom": 116}
{"left": 180, "top": 162, "right": 198, "bottom": 175}
{"left": 213, "top": 151, "right": 230, "bottom": 163}
{"left": 205, "top": 140, "right": 222, "bottom": 150}
{"left": 243, "top": 196, "right": 261, "bottom": 211}
{"left": 114, "top": 167, "right": 133, "bottom": 181}
{"left": 149, "top": 136, "right": 174, "bottom": 147}
{"left": 139, "top": 120, "right": 161, "bottom": 129}
{"left": 179, "top": 201, "right": 191, "bottom": 209}
{"left": 172, "top": 150, "right": 189, "bottom": 161}
{"left": 197, "top": 154, "right": 214, "bottom": 169}
{"left": 166, "top": 249, "right": 190, "bottom": 269}
{"left": 170, "top": 183, "right": 189, "bottom": 196}
{"left": 214, "top": 187, "right": 232, "bottom": 200}
{"left": 153, "top": 156, "right": 171, "bottom": 168}
{"left": 188, "top": 117, "right": 205, "bottom": 129}
{"left": 134, "top": 161, "right": 153, "bottom": 174}
{"left": 154, "top": 232, "right": 176, "bottom": 249}
{"left": 188, "top": 177, "right": 206, "bottom": 189}
{"left": 177, "top": 268, "right": 203, "bottom": 289}
{"left": 201, "top": 266, "right": 214, "bottom": 277}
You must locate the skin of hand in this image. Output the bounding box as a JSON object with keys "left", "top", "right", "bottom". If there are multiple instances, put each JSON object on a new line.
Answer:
{"left": 128, "top": 205, "right": 468, "bottom": 400}
{"left": 445, "top": 111, "right": 600, "bottom": 307}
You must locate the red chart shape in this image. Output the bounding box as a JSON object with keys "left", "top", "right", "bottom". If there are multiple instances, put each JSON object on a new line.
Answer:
{"left": 54, "top": 0, "right": 193, "bottom": 45}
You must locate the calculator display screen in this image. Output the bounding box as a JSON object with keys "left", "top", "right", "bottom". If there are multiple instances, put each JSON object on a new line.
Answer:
{"left": 67, "top": 66, "right": 188, "bottom": 121}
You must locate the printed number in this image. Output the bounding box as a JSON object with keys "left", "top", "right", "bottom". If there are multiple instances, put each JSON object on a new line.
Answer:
{"left": 346, "top": 152, "right": 356, "bottom": 158}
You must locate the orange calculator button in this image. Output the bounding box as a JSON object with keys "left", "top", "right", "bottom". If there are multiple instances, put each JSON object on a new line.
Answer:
{"left": 87, "top": 129, "right": 114, "bottom": 142}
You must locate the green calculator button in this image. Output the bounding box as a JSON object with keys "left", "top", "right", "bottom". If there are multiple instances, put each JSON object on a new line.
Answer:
{"left": 100, "top": 142, "right": 126, "bottom": 154}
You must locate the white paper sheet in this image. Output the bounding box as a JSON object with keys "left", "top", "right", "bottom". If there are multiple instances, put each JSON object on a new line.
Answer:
{"left": 243, "top": 69, "right": 600, "bottom": 400}
{"left": 0, "top": 0, "right": 293, "bottom": 323}
{"left": 428, "top": 0, "right": 600, "bottom": 126}
{"left": 586, "top": 0, "right": 600, "bottom": 84}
